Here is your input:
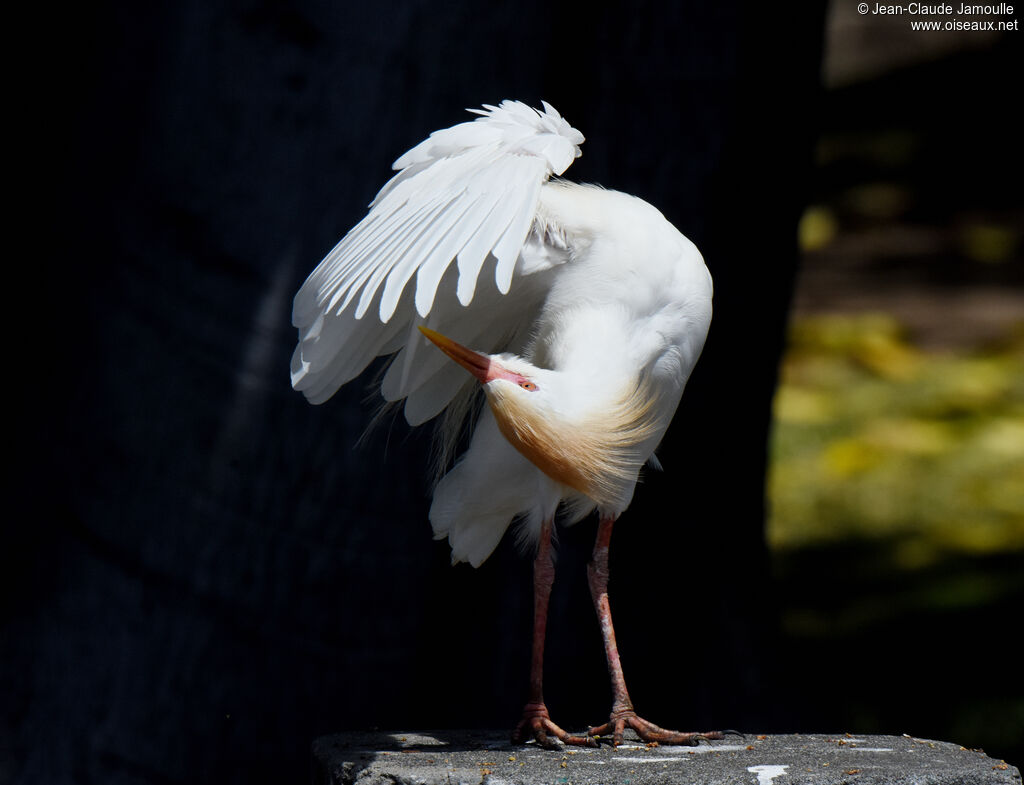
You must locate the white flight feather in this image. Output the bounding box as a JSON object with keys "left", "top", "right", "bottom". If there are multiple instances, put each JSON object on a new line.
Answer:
{"left": 291, "top": 100, "right": 584, "bottom": 415}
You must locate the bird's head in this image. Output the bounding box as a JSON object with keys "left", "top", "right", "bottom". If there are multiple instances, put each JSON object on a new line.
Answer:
{"left": 419, "top": 326, "right": 658, "bottom": 509}
{"left": 417, "top": 325, "right": 561, "bottom": 414}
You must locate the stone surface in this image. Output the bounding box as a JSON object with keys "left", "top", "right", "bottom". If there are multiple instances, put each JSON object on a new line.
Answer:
{"left": 312, "top": 730, "right": 1021, "bottom": 785}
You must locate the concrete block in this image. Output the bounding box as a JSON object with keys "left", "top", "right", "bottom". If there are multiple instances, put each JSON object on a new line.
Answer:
{"left": 312, "top": 730, "right": 1021, "bottom": 784}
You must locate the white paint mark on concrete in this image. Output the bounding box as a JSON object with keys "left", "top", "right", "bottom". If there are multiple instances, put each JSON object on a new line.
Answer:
{"left": 747, "top": 764, "right": 789, "bottom": 784}
{"left": 655, "top": 744, "right": 750, "bottom": 755}
{"left": 612, "top": 756, "right": 685, "bottom": 763}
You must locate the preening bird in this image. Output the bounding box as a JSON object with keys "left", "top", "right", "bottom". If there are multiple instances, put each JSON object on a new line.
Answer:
{"left": 291, "top": 100, "right": 717, "bottom": 748}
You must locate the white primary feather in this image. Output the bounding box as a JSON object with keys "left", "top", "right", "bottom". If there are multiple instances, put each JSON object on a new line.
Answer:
{"left": 291, "top": 100, "right": 584, "bottom": 415}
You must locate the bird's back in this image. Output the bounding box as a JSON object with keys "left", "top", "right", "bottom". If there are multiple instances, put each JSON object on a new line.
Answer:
{"left": 531, "top": 182, "right": 712, "bottom": 386}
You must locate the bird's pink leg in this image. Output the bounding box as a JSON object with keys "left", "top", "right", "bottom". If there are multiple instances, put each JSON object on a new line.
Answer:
{"left": 586, "top": 515, "right": 725, "bottom": 747}
{"left": 512, "top": 517, "right": 597, "bottom": 749}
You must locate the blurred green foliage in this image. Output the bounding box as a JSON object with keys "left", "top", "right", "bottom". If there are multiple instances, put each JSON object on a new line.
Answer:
{"left": 768, "top": 313, "right": 1024, "bottom": 568}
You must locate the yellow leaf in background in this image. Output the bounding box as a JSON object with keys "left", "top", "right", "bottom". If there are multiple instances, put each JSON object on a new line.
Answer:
{"left": 798, "top": 206, "right": 838, "bottom": 252}
{"left": 823, "top": 438, "right": 882, "bottom": 477}
{"left": 773, "top": 387, "right": 834, "bottom": 424}
{"left": 939, "top": 517, "right": 1024, "bottom": 555}
{"left": 974, "top": 419, "right": 1024, "bottom": 457}
{"left": 852, "top": 329, "right": 920, "bottom": 380}
{"left": 865, "top": 418, "right": 955, "bottom": 456}
{"left": 788, "top": 313, "right": 909, "bottom": 359}
{"left": 935, "top": 359, "right": 1012, "bottom": 411}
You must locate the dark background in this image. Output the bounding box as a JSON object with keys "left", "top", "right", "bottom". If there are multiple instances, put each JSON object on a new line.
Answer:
{"left": 5, "top": 2, "right": 1019, "bottom": 783}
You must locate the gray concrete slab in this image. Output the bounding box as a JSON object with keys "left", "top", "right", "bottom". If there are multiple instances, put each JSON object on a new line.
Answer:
{"left": 312, "top": 730, "right": 1021, "bottom": 784}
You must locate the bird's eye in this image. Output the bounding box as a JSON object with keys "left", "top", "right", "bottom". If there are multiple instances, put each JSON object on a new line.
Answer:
{"left": 518, "top": 380, "right": 538, "bottom": 392}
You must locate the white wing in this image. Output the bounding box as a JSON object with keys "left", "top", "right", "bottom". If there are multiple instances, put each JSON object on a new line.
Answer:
{"left": 290, "top": 100, "right": 585, "bottom": 422}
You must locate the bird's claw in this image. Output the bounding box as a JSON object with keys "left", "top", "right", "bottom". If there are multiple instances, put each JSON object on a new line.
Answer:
{"left": 512, "top": 703, "right": 598, "bottom": 749}
{"left": 587, "top": 710, "right": 726, "bottom": 747}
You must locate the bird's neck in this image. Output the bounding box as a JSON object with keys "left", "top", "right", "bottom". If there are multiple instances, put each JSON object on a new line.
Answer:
{"left": 485, "top": 377, "right": 659, "bottom": 509}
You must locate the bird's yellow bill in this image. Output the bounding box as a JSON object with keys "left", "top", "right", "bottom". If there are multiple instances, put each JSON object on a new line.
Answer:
{"left": 418, "top": 326, "right": 494, "bottom": 383}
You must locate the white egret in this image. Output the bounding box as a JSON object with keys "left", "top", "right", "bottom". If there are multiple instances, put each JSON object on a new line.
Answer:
{"left": 291, "top": 100, "right": 717, "bottom": 748}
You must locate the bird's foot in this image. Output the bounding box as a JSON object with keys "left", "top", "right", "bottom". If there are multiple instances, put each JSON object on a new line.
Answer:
{"left": 588, "top": 709, "right": 727, "bottom": 748}
{"left": 512, "top": 702, "right": 599, "bottom": 750}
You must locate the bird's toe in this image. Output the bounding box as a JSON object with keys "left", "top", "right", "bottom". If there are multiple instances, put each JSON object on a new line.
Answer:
{"left": 627, "top": 714, "right": 725, "bottom": 745}
{"left": 588, "top": 718, "right": 628, "bottom": 747}
{"left": 588, "top": 710, "right": 726, "bottom": 747}
{"left": 512, "top": 703, "right": 596, "bottom": 749}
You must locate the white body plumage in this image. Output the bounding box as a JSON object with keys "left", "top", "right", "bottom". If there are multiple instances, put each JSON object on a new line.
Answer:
{"left": 292, "top": 101, "right": 712, "bottom": 567}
